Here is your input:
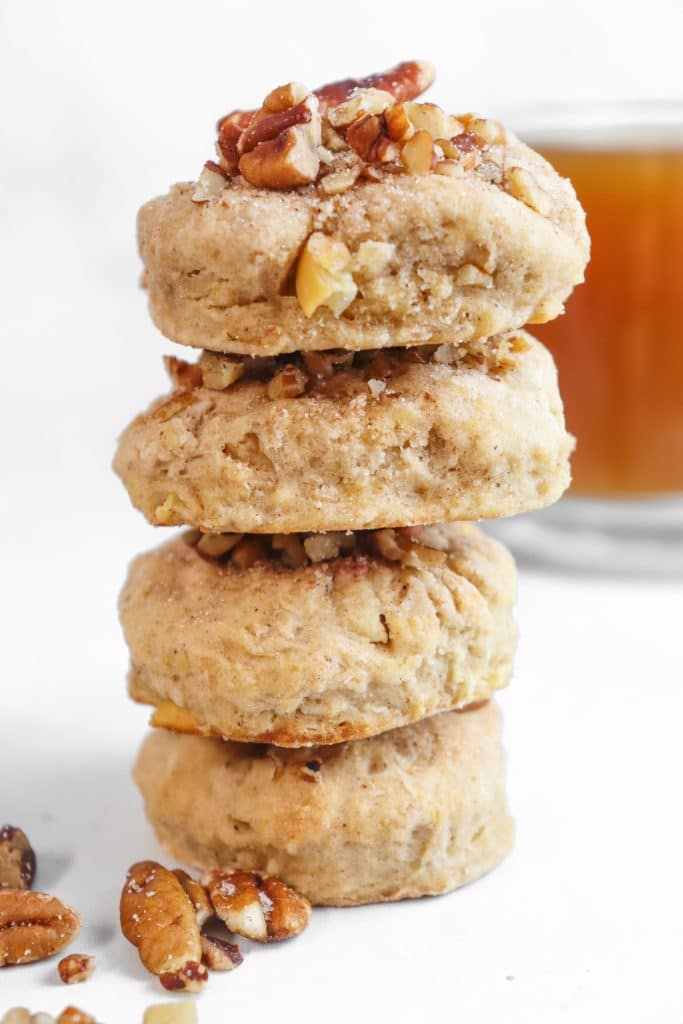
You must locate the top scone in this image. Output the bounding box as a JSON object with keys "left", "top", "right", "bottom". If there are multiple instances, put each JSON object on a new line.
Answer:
{"left": 138, "top": 62, "right": 589, "bottom": 356}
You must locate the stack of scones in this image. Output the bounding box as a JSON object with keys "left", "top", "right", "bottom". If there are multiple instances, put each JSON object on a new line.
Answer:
{"left": 114, "top": 61, "right": 588, "bottom": 907}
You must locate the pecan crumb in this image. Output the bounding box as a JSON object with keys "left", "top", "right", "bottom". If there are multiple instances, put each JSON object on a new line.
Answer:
{"left": 58, "top": 954, "right": 95, "bottom": 985}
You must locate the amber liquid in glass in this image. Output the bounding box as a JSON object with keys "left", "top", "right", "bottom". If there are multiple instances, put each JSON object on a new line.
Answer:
{"left": 534, "top": 147, "right": 683, "bottom": 497}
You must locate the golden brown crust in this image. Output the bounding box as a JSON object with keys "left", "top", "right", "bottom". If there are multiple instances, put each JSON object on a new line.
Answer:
{"left": 119, "top": 523, "right": 516, "bottom": 747}
{"left": 113, "top": 331, "right": 573, "bottom": 534}
{"left": 133, "top": 703, "right": 514, "bottom": 907}
{"left": 137, "top": 131, "right": 588, "bottom": 355}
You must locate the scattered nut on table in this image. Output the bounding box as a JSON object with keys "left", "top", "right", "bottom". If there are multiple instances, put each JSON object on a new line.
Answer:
{"left": 58, "top": 953, "right": 95, "bottom": 984}
{"left": 0, "top": 825, "right": 36, "bottom": 890}
{"left": 120, "top": 861, "right": 208, "bottom": 992}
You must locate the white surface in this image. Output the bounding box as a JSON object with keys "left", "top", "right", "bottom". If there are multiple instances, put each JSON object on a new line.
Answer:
{"left": 2, "top": 557, "right": 682, "bottom": 1022}
{"left": 2, "top": 1, "right": 683, "bottom": 1021}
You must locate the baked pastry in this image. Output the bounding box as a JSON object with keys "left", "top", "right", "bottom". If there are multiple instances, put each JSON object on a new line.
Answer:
{"left": 133, "top": 701, "right": 514, "bottom": 906}
{"left": 120, "top": 523, "right": 516, "bottom": 746}
{"left": 137, "top": 64, "right": 589, "bottom": 356}
{"left": 114, "top": 331, "right": 573, "bottom": 534}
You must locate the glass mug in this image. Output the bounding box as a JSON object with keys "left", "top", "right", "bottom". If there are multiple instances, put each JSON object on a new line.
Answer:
{"left": 487, "top": 103, "right": 683, "bottom": 575}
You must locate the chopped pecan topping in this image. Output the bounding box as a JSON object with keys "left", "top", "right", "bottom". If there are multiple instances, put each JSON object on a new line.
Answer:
{"left": 0, "top": 825, "right": 36, "bottom": 890}
{"left": 266, "top": 364, "right": 309, "bottom": 399}
{"left": 196, "top": 62, "right": 546, "bottom": 242}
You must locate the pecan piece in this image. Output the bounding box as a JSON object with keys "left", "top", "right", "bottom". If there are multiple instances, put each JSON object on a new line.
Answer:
{"left": 200, "top": 933, "right": 243, "bottom": 971}
{"left": 0, "top": 826, "right": 36, "bottom": 890}
{"left": 266, "top": 364, "right": 309, "bottom": 399}
{"left": 191, "top": 161, "right": 228, "bottom": 203}
{"left": 58, "top": 953, "right": 95, "bottom": 984}
{"left": 238, "top": 99, "right": 313, "bottom": 154}
{"left": 56, "top": 1011, "right": 96, "bottom": 1024}
{"left": 400, "top": 130, "right": 435, "bottom": 175}
{"left": 0, "top": 890, "right": 81, "bottom": 967}
{"left": 315, "top": 60, "right": 435, "bottom": 112}
{"left": 143, "top": 1004, "right": 198, "bottom": 1024}
{"left": 172, "top": 871, "right": 213, "bottom": 928}
{"left": 295, "top": 232, "right": 357, "bottom": 318}
{"left": 239, "top": 124, "right": 320, "bottom": 188}
{"left": 163, "top": 356, "right": 203, "bottom": 391}
{"left": 120, "top": 861, "right": 207, "bottom": 992}
{"left": 204, "top": 870, "right": 311, "bottom": 942}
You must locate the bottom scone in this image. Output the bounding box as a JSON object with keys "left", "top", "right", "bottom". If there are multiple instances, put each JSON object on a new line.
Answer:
{"left": 134, "top": 701, "right": 513, "bottom": 907}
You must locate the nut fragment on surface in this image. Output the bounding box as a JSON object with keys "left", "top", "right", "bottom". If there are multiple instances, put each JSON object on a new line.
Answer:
{"left": 56, "top": 1011, "right": 96, "bottom": 1024}
{"left": 58, "top": 953, "right": 95, "bottom": 985}
{"left": 0, "top": 825, "right": 36, "bottom": 890}
{"left": 120, "top": 861, "right": 207, "bottom": 992}
{"left": 150, "top": 701, "right": 204, "bottom": 736}
{"left": 143, "top": 1003, "right": 198, "bottom": 1024}
{"left": 0, "top": 890, "right": 81, "bottom": 967}
{"left": 204, "top": 870, "right": 311, "bottom": 942}
{"left": 200, "top": 933, "right": 243, "bottom": 971}
{"left": 295, "top": 232, "right": 358, "bottom": 317}
{"left": 505, "top": 165, "right": 551, "bottom": 215}
{"left": 0, "top": 1011, "right": 34, "bottom": 1024}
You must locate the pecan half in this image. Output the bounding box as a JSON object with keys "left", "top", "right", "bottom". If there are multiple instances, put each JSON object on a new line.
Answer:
{"left": 315, "top": 60, "right": 435, "bottom": 112}
{"left": 200, "top": 933, "right": 243, "bottom": 971}
{"left": 120, "top": 862, "right": 207, "bottom": 992}
{"left": 0, "top": 890, "right": 81, "bottom": 967}
{"left": 58, "top": 953, "right": 95, "bottom": 984}
{"left": 172, "top": 871, "right": 213, "bottom": 929}
{"left": 0, "top": 826, "right": 36, "bottom": 890}
{"left": 204, "top": 870, "right": 311, "bottom": 943}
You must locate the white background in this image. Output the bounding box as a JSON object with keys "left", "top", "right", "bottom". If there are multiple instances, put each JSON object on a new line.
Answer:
{"left": 1, "top": 1, "right": 682, "bottom": 1021}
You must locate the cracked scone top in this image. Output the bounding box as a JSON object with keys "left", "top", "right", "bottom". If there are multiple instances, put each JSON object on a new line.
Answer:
{"left": 137, "top": 61, "right": 589, "bottom": 355}
{"left": 120, "top": 522, "right": 517, "bottom": 746}
{"left": 134, "top": 701, "right": 513, "bottom": 906}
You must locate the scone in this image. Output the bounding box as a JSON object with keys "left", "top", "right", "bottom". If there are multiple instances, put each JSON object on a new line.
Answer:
{"left": 120, "top": 523, "right": 517, "bottom": 746}
{"left": 133, "top": 701, "right": 514, "bottom": 906}
{"left": 137, "top": 63, "right": 589, "bottom": 356}
{"left": 114, "top": 331, "right": 573, "bottom": 534}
